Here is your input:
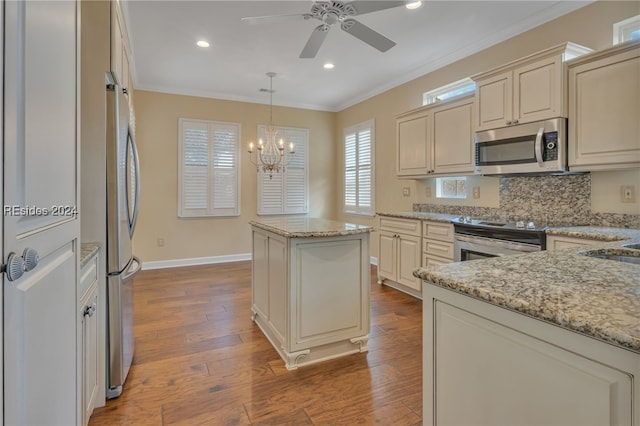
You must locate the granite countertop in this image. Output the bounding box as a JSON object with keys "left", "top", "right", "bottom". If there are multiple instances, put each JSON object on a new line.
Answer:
{"left": 80, "top": 242, "right": 101, "bottom": 268}
{"left": 250, "top": 217, "right": 372, "bottom": 238}
{"left": 414, "top": 234, "right": 640, "bottom": 353}
{"left": 546, "top": 226, "right": 640, "bottom": 241}
{"left": 377, "top": 211, "right": 459, "bottom": 223}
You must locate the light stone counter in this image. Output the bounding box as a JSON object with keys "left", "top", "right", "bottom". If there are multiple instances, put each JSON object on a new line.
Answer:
{"left": 249, "top": 217, "right": 372, "bottom": 238}
{"left": 377, "top": 211, "right": 458, "bottom": 223}
{"left": 546, "top": 226, "right": 640, "bottom": 242}
{"left": 80, "top": 242, "right": 101, "bottom": 268}
{"left": 415, "top": 233, "right": 640, "bottom": 353}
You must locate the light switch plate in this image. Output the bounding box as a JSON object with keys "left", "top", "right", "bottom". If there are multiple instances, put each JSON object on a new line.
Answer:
{"left": 621, "top": 185, "right": 636, "bottom": 203}
{"left": 403, "top": 187, "right": 410, "bottom": 197}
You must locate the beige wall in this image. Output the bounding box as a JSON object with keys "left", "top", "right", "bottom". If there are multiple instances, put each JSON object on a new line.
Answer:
{"left": 133, "top": 91, "right": 336, "bottom": 263}
{"left": 133, "top": 1, "right": 639, "bottom": 263}
{"left": 335, "top": 0, "right": 640, "bottom": 258}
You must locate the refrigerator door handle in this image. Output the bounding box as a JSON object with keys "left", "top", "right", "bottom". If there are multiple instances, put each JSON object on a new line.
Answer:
{"left": 123, "top": 255, "right": 142, "bottom": 280}
{"left": 127, "top": 128, "right": 141, "bottom": 237}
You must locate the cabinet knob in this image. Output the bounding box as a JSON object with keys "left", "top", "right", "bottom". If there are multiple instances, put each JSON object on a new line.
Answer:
{"left": 513, "top": 119, "right": 519, "bottom": 124}
{"left": 23, "top": 247, "right": 39, "bottom": 272}
{"left": 506, "top": 120, "right": 512, "bottom": 125}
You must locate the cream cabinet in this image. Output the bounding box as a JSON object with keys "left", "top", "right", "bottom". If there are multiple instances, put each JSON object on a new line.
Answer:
{"left": 251, "top": 225, "right": 370, "bottom": 370}
{"left": 423, "top": 220, "right": 455, "bottom": 267}
{"left": 111, "top": 0, "right": 133, "bottom": 98}
{"left": 423, "top": 284, "right": 637, "bottom": 426}
{"left": 396, "top": 95, "right": 474, "bottom": 178}
{"left": 378, "top": 217, "right": 422, "bottom": 297}
{"left": 546, "top": 235, "right": 602, "bottom": 250}
{"left": 568, "top": 40, "right": 640, "bottom": 171}
{"left": 472, "top": 42, "right": 592, "bottom": 132}
{"left": 78, "top": 251, "right": 100, "bottom": 426}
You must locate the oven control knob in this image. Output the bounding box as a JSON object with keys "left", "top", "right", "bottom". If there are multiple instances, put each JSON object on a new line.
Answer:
{"left": 516, "top": 221, "right": 525, "bottom": 229}
{"left": 526, "top": 221, "right": 536, "bottom": 230}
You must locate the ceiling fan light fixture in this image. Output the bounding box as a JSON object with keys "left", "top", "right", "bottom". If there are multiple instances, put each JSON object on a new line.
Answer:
{"left": 323, "top": 62, "right": 335, "bottom": 69}
{"left": 196, "top": 40, "right": 210, "bottom": 48}
{"left": 406, "top": 2, "right": 422, "bottom": 10}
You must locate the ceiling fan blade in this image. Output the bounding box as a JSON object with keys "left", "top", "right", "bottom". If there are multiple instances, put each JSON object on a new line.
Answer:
{"left": 241, "top": 13, "right": 309, "bottom": 25}
{"left": 299, "top": 25, "right": 330, "bottom": 58}
{"left": 346, "top": 1, "right": 408, "bottom": 16}
{"left": 341, "top": 19, "right": 396, "bottom": 52}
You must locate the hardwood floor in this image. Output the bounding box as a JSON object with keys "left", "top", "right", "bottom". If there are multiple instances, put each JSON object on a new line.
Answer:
{"left": 89, "top": 262, "right": 423, "bottom": 425}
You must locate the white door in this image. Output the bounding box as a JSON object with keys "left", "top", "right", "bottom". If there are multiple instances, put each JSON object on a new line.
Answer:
{"left": 3, "top": 1, "right": 79, "bottom": 425}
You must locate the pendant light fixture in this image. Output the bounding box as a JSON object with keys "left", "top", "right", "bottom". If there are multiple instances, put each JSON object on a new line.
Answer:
{"left": 248, "top": 72, "right": 294, "bottom": 179}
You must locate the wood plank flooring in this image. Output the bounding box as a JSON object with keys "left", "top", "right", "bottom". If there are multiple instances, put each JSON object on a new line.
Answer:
{"left": 89, "top": 262, "right": 422, "bottom": 425}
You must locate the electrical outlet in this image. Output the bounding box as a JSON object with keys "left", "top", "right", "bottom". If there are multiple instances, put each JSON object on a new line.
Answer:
{"left": 472, "top": 186, "right": 480, "bottom": 199}
{"left": 425, "top": 187, "right": 432, "bottom": 198}
{"left": 157, "top": 238, "right": 165, "bottom": 247}
{"left": 621, "top": 185, "right": 636, "bottom": 203}
{"left": 403, "top": 187, "right": 410, "bottom": 197}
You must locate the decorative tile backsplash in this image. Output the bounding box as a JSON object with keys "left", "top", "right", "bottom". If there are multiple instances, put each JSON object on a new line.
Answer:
{"left": 414, "top": 174, "right": 640, "bottom": 228}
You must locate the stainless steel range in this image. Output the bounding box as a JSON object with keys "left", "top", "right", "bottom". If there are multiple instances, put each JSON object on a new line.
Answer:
{"left": 453, "top": 217, "right": 547, "bottom": 261}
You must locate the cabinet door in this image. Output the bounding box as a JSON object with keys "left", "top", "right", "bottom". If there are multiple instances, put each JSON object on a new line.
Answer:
{"left": 514, "top": 56, "right": 563, "bottom": 123}
{"left": 252, "top": 230, "right": 269, "bottom": 319}
{"left": 378, "top": 231, "right": 396, "bottom": 282}
{"left": 569, "top": 49, "right": 640, "bottom": 170}
{"left": 397, "top": 113, "right": 432, "bottom": 176}
{"left": 431, "top": 301, "right": 632, "bottom": 426}
{"left": 433, "top": 98, "right": 474, "bottom": 174}
{"left": 475, "top": 71, "right": 512, "bottom": 131}
{"left": 111, "top": 4, "right": 124, "bottom": 85}
{"left": 81, "top": 284, "right": 99, "bottom": 426}
{"left": 397, "top": 234, "right": 422, "bottom": 291}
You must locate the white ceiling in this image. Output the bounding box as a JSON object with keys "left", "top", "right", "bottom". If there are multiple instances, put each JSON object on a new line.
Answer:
{"left": 124, "top": 1, "right": 592, "bottom": 112}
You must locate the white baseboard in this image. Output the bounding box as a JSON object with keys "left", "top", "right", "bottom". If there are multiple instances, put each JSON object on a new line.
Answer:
{"left": 142, "top": 253, "right": 377, "bottom": 271}
{"left": 141, "top": 253, "right": 252, "bottom": 270}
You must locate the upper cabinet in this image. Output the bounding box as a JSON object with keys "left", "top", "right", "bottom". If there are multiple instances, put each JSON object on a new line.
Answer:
{"left": 111, "top": 0, "right": 133, "bottom": 99}
{"left": 567, "top": 40, "right": 640, "bottom": 171}
{"left": 396, "top": 95, "right": 474, "bottom": 178}
{"left": 472, "top": 42, "right": 592, "bottom": 132}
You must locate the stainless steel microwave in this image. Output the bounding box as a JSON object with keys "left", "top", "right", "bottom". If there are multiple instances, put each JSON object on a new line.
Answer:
{"left": 474, "top": 118, "right": 567, "bottom": 175}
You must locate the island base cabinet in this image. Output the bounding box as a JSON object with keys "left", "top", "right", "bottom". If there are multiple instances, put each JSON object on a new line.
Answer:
{"left": 251, "top": 227, "right": 370, "bottom": 370}
{"left": 423, "top": 283, "right": 638, "bottom": 426}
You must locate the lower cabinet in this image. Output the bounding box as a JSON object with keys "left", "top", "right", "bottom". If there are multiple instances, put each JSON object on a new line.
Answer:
{"left": 378, "top": 217, "right": 422, "bottom": 297}
{"left": 423, "top": 220, "right": 454, "bottom": 266}
{"left": 78, "top": 252, "right": 100, "bottom": 426}
{"left": 423, "top": 283, "right": 638, "bottom": 426}
{"left": 251, "top": 226, "right": 370, "bottom": 370}
{"left": 546, "top": 235, "right": 602, "bottom": 250}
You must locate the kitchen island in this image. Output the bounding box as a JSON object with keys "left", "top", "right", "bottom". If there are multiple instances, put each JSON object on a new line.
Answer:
{"left": 250, "top": 218, "right": 372, "bottom": 370}
{"left": 415, "top": 228, "right": 640, "bottom": 426}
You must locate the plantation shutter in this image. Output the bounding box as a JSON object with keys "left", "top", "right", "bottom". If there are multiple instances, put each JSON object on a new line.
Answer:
{"left": 179, "top": 118, "right": 241, "bottom": 217}
{"left": 344, "top": 119, "right": 375, "bottom": 216}
{"left": 257, "top": 125, "right": 309, "bottom": 215}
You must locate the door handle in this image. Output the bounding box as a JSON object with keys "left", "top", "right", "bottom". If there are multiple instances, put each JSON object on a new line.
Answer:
{"left": 23, "top": 247, "right": 39, "bottom": 272}
{"left": 534, "top": 127, "right": 545, "bottom": 167}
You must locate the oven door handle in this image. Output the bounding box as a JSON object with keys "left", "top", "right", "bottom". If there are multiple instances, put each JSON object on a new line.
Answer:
{"left": 534, "top": 127, "right": 545, "bottom": 167}
{"left": 455, "top": 234, "right": 541, "bottom": 253}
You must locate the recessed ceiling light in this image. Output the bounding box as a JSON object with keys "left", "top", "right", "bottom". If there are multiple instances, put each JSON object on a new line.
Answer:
{"left": 196, "top": 40, "right": 210, "bottom": 48}
{"left": 323, "top": 63, "right": 335, "bottom": 70}
{"left": 406, "top": 1, "right": 422, "bottom": 9}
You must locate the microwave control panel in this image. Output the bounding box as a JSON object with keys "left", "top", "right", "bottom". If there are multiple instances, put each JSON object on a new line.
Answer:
{"left": 543, "top": 132, "right": 559, "bottom": 161}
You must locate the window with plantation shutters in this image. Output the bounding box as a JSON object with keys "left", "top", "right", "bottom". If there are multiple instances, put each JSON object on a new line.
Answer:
{"left": 257, "top": 125, "right": 309, "bottom": 215}
{"left": 178, "top": 118, "right": 241, "bottom": 217}
{"left": 344, "top": 119, "right": 375, "bottom": 216}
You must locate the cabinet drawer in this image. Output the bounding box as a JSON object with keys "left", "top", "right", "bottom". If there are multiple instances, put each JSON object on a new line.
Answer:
{"left": 79, "top": 255, "right": 98, "bottom": 300}
{"left": 423, "top": 239, "right": 454, "bottom": 260}
{"left": 423, "top": 221, "right": 454, "bottom": 242}
{"left": 379, "top": 217, "right": 421, "bottom": 237}
{"left": 423, "top": 254, "right": 453, "bottom": 268}
{"left": 546, "top": 235, "right": 600, "bottom": 251}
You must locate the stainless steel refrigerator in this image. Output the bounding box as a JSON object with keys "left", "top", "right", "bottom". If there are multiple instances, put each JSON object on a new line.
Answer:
{"left": 106, "top": 76, "right": 141, "bottom": 399}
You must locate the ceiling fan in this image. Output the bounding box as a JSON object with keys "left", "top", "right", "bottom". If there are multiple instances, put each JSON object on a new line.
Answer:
{"left": 242, "top": 1, "right": 410, "bottom": 58}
